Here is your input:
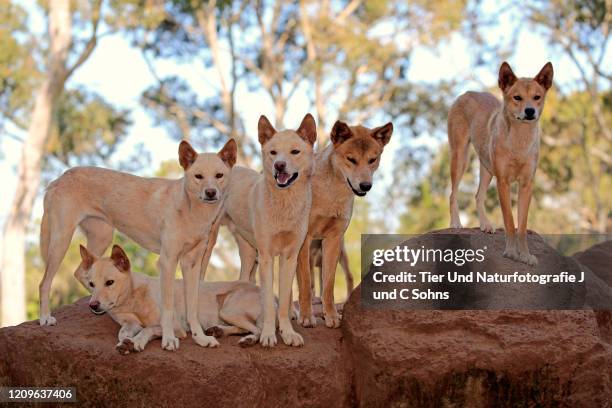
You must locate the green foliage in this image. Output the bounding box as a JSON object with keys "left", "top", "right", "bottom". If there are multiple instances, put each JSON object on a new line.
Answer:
{"left": 48, "top": 88, "right": 132, "bottom": 166}
{"left": 536, "top": 89, "right": 611, "bottom": 232}
{"left": 0, "top": 2, "right": 39, "bottom": 130}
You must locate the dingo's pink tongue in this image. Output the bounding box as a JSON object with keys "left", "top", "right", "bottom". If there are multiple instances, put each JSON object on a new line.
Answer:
{"left": 277, "top": 172, "right": 291, "bottom": 184}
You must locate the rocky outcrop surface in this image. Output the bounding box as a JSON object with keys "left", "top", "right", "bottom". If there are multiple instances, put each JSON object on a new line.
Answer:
{"left": 574, "top": 239, "right": 612, "bottom": 287}
{"left": 0, "top": 298, "right": 350, "bottom": 407}
{"left": 343, "top": 229, "right": 612, "bottom": 407}
{"left": 1, "top": 229, "right": 611, "bottom": 407}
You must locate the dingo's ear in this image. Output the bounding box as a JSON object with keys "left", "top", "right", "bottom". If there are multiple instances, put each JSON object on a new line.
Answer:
{"left": 498, "top": 62, "right": 517, "bottom": 92}
{"left": 296, "top": 113, "right": 317, "bottom": 146}
{"left": 218, "top": 139, "right": 237, "bottom": 168}
{"left": 535, "top": 62, "right": 554, "bottom": 90}
{"left": 371, "top": 122, "right": 393, "bottom": 146}
{"left": 79, "top": 245, "right": 95, "bottom": 271}
{"left": 330, "top": 120, "right": 352, "bottom": 145}
{"left": 110, "top": 245, "right": 130, "bottom": 273}
{"left": 258, "top": 115, "right": 276, "bottom": 145}
{"left": 179, "top": 140, "right": 198, "bottom": 170}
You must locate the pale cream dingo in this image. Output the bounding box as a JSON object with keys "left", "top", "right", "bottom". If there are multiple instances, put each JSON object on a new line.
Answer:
{"left": 79, "top": 244, "right": 263, "bottom": 353}
{"left": 39, "top": 139, "right": 237, "bottom": 351}
{"left": 221, "top": 114, "right": 317, "bottom": 347}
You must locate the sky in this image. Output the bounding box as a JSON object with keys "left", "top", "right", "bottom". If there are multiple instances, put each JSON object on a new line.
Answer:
{"left": 0, "top": 0, "right": 609, "bottom": 238}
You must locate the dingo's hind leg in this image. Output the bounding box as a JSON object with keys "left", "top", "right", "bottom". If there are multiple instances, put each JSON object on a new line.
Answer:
{"left": 39, "top": 207, "right": 80, "bottom": 326}
{"left": 476, "top": 163, "right": 495, "bottom": 233}
{"left": 448, "top": 105, "right": 471, "bottom": 229}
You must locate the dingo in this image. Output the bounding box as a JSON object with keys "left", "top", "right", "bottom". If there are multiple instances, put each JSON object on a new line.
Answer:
{"left": 79, "top": 244, "right": 263, "bottom": 353}
{"left": 448, "top": 62, "right": 553, "bottom": 265}
{"left": 222, "top": 114, "right": 317, "bottom": 347}
{"left": 296, "top": 121, "right": 393, "bottom": 328}
{"left": 309, "top": 238, "right": 353, "bottom": 301}
{"left": 39, "top": 139, "right": 237, "bottom": 351}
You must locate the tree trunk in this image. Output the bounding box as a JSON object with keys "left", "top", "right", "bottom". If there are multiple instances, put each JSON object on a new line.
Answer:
{"left": 1, "top": 0, "right": 71, "bottom": 327}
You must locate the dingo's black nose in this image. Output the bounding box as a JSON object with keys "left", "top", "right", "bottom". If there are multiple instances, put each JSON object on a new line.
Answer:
{"left": 359, "top": 182, "right": 372, "bottom": 192}
{"left": 274, "top": 161, "right": 287, "bottom": 172}
{"left": 89, "top": 301, "right": 100, "bottom": 312}
{"left": 205, "top": 188, "right": 217, "bottom": 198}
{"left": 525, "top": 108, "right": 535, "bottom": 117}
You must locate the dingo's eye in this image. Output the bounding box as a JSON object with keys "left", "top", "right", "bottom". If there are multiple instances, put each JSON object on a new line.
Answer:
{"left": 513, "top": 95, "right": 522, "bottom": 101}
{"left": 195, "top": 174, "right": 203, "bottom": 179}
{"left": 270, "top": 150, "right": 277, "bottom": 155}
{"left": 89, "top": 282, "right": 95, "bottom": 288}
{"left": 347, "top": 157, "right": 357, "bottom": 165}
{"left": 533, "top": 95, "right": 541, "bottom": 100}
{"left": 215, "top": 173, "right": 223, "bottom": 179}
{"left": 291, "top": 149, "right": 300, "bottom": 155}
{"left": 105, "top": 280, "right": 114, "bottom": 287}
{"left": 368, "top": 158, "right": 376, "bottom": 164}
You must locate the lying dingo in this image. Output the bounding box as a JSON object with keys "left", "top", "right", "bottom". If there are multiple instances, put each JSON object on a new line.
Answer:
{"left": 80, "top": 244, "right": 263, "bottom": 353}
{"left": 39, "top": 139, "right": 237, "bottom": 351}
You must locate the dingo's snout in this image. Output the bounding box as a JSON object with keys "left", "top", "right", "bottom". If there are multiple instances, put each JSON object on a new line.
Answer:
{"left": 274, "top": 161, "right": 287, "bottom": 172}
{"left": 204, "top": 188, "right": 217, "bottom": 200}
{"left": 89, "top": 300, "right": 104, "bottom": 314}
{"left": 359, "top": 182, "right": 372, "bottom": 192}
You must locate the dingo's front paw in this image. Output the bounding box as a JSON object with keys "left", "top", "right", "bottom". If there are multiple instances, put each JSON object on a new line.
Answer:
{"left": 449, "top": 220, "right": 463, "bottom": 229}
{"left": 280, "top": 329, "right": 304, "bottom": 347}
{"left": 116, "top": 339, "right": 135, "bottom": 355}
{"left": 161, "top": 334, "right": 179, "bottom": 351}
{"left": 39, "top": 315, "right": 57, "bottom": 326}
{"left": 502, "top": 247, "right": 519, "bottom": 261}
{"left": 518, "top": 252, "right": 538, "bottom": 266}
{"left": 238, "top": 334, "right": 259, "bottom": 348}
{"left": 298, "top": 313, "right": 317, "bottom": 328}
{"left": 479, "top": 220, "right": 495, "bottom": 234}
{"left": 259, "top": 330, "right": 277, "bottom": 348}
{"left": 131, "top": 335, "right": 149, "bottom": 352}
{"left": 323, "top": 312, "right": 342, "bottom": 328}
{"left": 193, "top": 333, "right": 219, "bottom": 348}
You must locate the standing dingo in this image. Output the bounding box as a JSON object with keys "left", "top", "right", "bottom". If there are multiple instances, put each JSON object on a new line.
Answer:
{"left": 448, "top": 62, "right": 554, "bottom": 265}
{"left": 222, "top": 114, "right": 317, "bottom": 347}
{"left": 296, "top": 121, "right": 393, "bottom": 328}
{"left": 39, "top": 139, "right": 237, "bottom": 351}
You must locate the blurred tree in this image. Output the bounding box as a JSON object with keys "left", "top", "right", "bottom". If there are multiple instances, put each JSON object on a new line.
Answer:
{"left": 0, "top": 2, "right": 38, "bottom": 137}
{"left": 131, "top": 0, "right": 469, "bottom": 287}
{"left": 0, "top": 0, "right": 133, "bottom": 326}
{"left": 523, "top": 0, "right": 610, "bottom": 232}
{"left": 135, "top": 0, "right": 469, "bottom": 151}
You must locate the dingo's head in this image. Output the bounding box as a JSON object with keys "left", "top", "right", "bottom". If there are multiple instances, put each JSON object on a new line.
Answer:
{"left": 329, "top": 121, "right": 393, "bottom": 196}
{"left": 80, "top": 245, "right": 132, "bottom": 315}
{"left": 179, "top": 139, "right": 237, "bottom": 203}
{"left": 258, "top": 113, "right": 317, "bottom": 189}
{"left": 498, "top": 62, "right": 554, "bottom": 123}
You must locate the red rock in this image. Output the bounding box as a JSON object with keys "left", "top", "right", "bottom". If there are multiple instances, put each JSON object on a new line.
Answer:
{"left": 1, "top": 229, "right": 610, "bottom": 407}
{"left": 342, "top": 229, "right": 612, "bottom": 407}
{"left": 0, "top": 298, "right": 349, "bottom": 407}
{"left": 574, "top": 239, "right": 612, "bottom": 287}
